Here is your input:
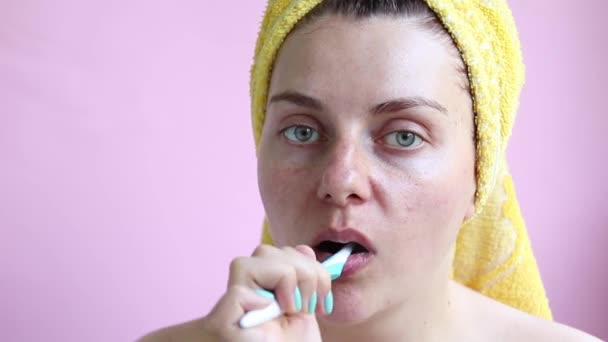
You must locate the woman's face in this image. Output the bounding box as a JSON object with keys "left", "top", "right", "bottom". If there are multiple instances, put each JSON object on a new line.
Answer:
{"left": 257, "top": 15, "right": 476, "bottom": 323}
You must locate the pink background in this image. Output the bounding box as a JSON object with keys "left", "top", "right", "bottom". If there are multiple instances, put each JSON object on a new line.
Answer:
{"left": 1, "top": 1, "right": 606, "bottom": 341}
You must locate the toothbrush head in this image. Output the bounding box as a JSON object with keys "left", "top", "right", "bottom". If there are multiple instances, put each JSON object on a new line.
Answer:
{"left": 321, "top": 243, "right": 354, "bottom": 280}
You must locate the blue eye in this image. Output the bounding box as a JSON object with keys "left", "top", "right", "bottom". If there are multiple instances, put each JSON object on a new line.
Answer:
{"left": 383, "top": 131, "right": 423, "bottom": 148}
{"left": 282, "top": 125, "right": 320, "bottom": 143}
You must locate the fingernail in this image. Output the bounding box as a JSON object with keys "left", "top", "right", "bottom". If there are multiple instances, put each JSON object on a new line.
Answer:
{"left": 255, "top": 288, "right": 275, "bottom": 299}
{"left": 308, "top": 291, "right": 317, "bottom": 314}
{"left": 324, "top": 290, "right": 334, "bottom": 314}
{"left": 294, "top": 287, "right": 303, "bottom": 311}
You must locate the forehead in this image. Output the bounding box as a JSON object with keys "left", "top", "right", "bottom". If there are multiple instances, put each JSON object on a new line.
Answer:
{"left": 269, "top": 15, "right": 467, "bottom": 110}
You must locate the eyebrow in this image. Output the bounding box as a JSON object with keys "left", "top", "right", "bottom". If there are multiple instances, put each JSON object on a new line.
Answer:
{"left": 269, "top": 91, "right": 324, "bottom": 112}
{"left": 269, "top": 90, "right": 447, "bottom": 115}
{"left": 372, "top": 97, "right": 448, "bottom": 116}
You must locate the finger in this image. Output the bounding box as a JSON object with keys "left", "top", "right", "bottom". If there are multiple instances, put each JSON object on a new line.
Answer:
{"left": 251, "top": 243, "right": 282, "bottom": 258}
{"left": 281, "top": 246, "right": 318, "bottom": 314}
{"left": 228, "top": 255, "right": 298, "bottom": 314}
{"left": 206, "top": 285, "right": 274, "bottom": 330}
{"left": 292, "top": 245, "right": 331, "bottom": 294}
{"left": 294, "top": 244, "right": 316, "bottom": 260}
{"left": 292, "top": 244, "right": 333, "bottom": 316}
{"left": 244, "top": 244, "right": 319, "bottom": 315}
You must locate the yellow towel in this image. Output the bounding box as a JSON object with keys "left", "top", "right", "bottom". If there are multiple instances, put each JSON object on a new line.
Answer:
{"left": 252, "top": 0, "right": 552, "bottom": 320}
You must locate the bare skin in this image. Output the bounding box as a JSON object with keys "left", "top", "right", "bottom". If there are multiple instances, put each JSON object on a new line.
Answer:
{"left": 139, "top": 281, "right": 598, "bottom": 341}
{"left": 138, "top": 15, "right": 601, "bottom": 342}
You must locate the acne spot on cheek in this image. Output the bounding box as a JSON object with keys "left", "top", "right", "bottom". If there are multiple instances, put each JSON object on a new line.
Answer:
{"left": 265, "top": 163, "right": 313, "bottom": 199}
{"left": 274, "top": 164, "right": 307, "bottom": 180}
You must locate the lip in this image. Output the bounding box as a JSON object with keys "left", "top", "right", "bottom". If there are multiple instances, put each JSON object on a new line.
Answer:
{"left": 311, "top": 228, "right": 376, "bottom": 279}
{"left": 311, "top": 227, "right": 376, "bottom": 255}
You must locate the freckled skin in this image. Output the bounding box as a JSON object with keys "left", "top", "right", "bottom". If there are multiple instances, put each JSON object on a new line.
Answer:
{"left": 257, "top": 15, "right": 476, "bottom": 325}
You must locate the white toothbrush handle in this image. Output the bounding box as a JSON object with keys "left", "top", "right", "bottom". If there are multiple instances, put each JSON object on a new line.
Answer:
{"left": 238, "top": 300, "right": 282, "bottom": 328}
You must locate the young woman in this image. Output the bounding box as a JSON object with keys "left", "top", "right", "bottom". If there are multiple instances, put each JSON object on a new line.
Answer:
{"left": 140, "top": 1, "right": 600, "bottom": 340}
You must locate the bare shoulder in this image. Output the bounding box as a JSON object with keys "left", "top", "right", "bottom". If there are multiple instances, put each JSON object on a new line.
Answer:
{"left": 136, "top": 318, "right": 209, "bottom": 342}
{"left": 452, "top": 282, "right": 603, "bottom": 342}
{"left": 523, "top": 318, "right": 603, "bottom": 342}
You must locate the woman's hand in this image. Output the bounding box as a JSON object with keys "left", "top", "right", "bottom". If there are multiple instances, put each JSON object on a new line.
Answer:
{"left": 138, "top": 244, "right": 331, "bottom": 342}
{"left": 200, "top": 244, "right": 332, "bottom": 342}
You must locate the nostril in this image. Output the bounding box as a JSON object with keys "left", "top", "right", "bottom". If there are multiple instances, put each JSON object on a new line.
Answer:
{"left": 321, "top": 192, "right": 363, "bottom": 207}
{"left": 347, "top": 193, "right": 363, "bottom": 201}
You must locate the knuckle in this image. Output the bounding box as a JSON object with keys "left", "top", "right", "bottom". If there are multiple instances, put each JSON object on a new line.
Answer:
{"left": 298, "top": 266, "right": 317, "bottom": 284}
{"left": 280, "top": 264, "right": 298, "bottom": 285}
{"left": 296, "top": 244, "right": 316, "bottom": 257}
{"left": 282, "top": 249, "right": 320, "bottom": 289}
{"left": 281, "top": 246, "right": 296, "bottom": 253}
{"left": 228, "top": 256, "right": 248, "bottom": 275}
{"left": 252, "top": 244, "right": 274, "bottom": 257}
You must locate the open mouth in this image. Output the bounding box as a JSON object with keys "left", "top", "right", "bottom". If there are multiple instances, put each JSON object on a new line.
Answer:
{"left": 311, "top": 228, "right": 376, "bottom": 267}
{"left": 315, "top": 240, "right": 370, "bottom": 255}
{"left": 313, "top": 238, "right": 375, "bottom": 277}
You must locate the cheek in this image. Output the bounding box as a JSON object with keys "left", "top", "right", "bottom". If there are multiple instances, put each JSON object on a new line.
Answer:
{"left": 259, "top": 160, "right": 295, "bottom": 212}
{"left": 418, "top": 156, "right": 474, "bottom": 227}
{"left": 381, "top": 145, "right": 475, "bottom": 258}
{"left": 386, "top": 176, "right": 460, "bottom": 242}
{"left": 257, "top": 155, "right": 316, "bottom": 243}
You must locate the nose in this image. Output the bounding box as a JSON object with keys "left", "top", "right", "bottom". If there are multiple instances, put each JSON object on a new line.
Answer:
{"left": 316, "top": 141, "right": 371, "bottom": 207}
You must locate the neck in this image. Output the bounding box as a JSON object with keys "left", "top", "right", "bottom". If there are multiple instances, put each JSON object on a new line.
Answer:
{"left": 319, "top": 267, "right": 459, "bottom": 341}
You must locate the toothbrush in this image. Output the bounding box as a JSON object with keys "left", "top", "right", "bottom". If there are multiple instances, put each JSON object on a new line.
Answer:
{"left": 239, "top": 243, "right": 354, "bottom": 328}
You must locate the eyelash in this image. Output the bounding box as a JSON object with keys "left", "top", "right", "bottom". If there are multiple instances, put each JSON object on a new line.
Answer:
{"left": 281, "top": 125, "right": 322, "bottom": 144}
{"left": 281, "top": 124, "right": 425, "bottom": 151}
{"left": 379, "top": 130, "right": 424, "bottom": 149}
